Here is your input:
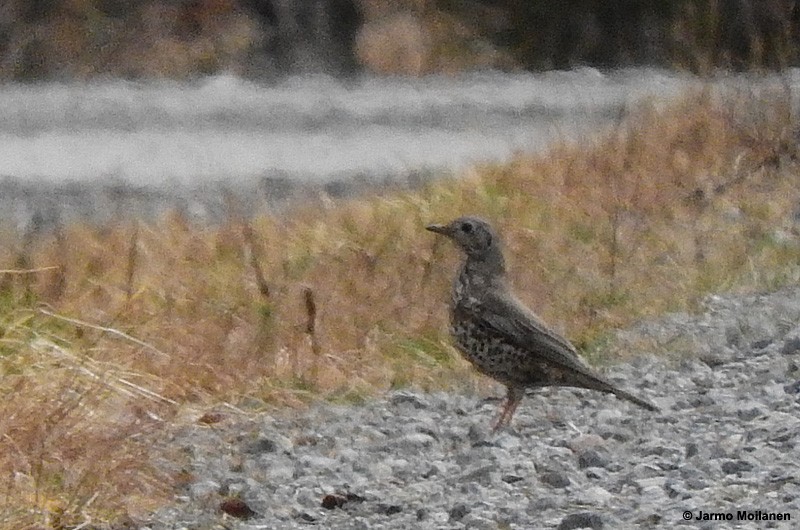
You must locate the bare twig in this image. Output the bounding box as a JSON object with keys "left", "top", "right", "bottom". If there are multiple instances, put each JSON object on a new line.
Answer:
{"left": 37, "top": 307, "right": 170, "bottom": 359}
{"left": 12, "top": 251, "right": 34, "bottom": 302}
{"left": 125, "top": 222, "right": 139, "bottom": 303}
{"left": 222, "top": 189, "right": 270, "bottom": 299}
{"left": 303, "top": 286, "right": 320, "bottom": 347}
{"left": 0, "top": 266, "right": 59, "bottom": 274}
{"left": 242, "top": 222, "right": 270, "bottom": 299}
{"left": 303, "top": 286, "right": 321, "bottom": 382}
{"left": 608, "top": 205, "right": 621, "bottom": 290}
{"left": 115, "top": 378, "right": 177, "bottom": 406}
{"left": 34, "top": 337, "right": 177, "bottom": 406}
{"left": 420, "top": 235, "right": 443, "bottom": 286}
{"left": 45, "top": 225, "right": 67, "bottom": 301}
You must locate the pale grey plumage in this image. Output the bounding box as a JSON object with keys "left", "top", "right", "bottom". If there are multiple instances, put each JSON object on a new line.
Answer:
{"left": 426, "top": 215, "right": 658, "bottom": 430}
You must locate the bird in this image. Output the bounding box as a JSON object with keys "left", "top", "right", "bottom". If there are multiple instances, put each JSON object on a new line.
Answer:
{"left": 426, "top": 215, "right": 659, "bottom": 431}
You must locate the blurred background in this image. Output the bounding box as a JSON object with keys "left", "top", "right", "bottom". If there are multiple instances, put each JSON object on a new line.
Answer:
{"left": 1, "top": 0, "right": 799, "bottom": 228}
{"left": 2, "top": 0, "right": 799, "bottom": 80}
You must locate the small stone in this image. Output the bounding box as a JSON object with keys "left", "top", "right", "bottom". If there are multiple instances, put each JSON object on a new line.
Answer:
{"left": 396, "top": 432, "right": 436, "bottom": 449}
{"left": 246, "top": 437, "right": 278, "bottom": 453}
{"left": 578, "top": 449, "right": 610, "bottom": 469}
{"left": 321, "top": 494, "right": 346, "bottom": 510}
{"left": 245, "top": 433, "right": 293, "bottom": 454}
{"left": 376, "top": 503, "right": 402, "bottom": 516}
{"left": 725, "top": 325, "right": 744, "bottom": 348}
{"left": 636, "top": 513, "right": 662, "bottom": 526}
{"left": 737, "top": 406, "right": 763, "bottom": 421}
{"left": 228, "top": 456, "right": 244, "bottom": 473}
{"left": 631, "top": 462, "right": 667, "bottom": 479}
{"left": 699, "top": 355, "right": 725, "bottom": 368}
{"left": 346, "top": 493, "right": 367, "bottom": 503}
{"left": 497, "top": 434, "right": 522, "bottom": 450}
{"left": 782, "top": 336, "right": 800, "bottom": 355}
{"left": 219, "top": 479, "right": 247, "bottom": 497}
{"left": 600, "top": 429, "right": 632, "bottom": 443}
{"left": 298, "top": 455, "right": 337, "bottom": 471}
{"left": 665, "top": 480, "right": 691, "bottom": 500}
{"left": 640, "top": 475, "right": 667, "bottom": 487}
{"left": 540, "top": 471, "right": 571, "bottom": 488}
{"left": 672, "top": 400, "right": 693, "bottom": 411}
{"left": 266, "top": 462, "right": 294, "bottom": 482}
{"left": 721, "top": 459, "right": 754, "bottom": 475}
{"left": 467, "top": 424, "right": 486, "bottom": 443}
{"left": 585, "top": 468, "right": 607, "bottom": 480}
{"left": 422, "top": 464, "right": 440, "bottom": 478}
{"left": 461, "top": 513, "right": 496, "bottom": 530}
{"left": 577, "top": 485, "right": 612, "bottom": 505}
{"left": 449, "top": 503, "right": 470, "bottom": 521}
{"left": 690, "top": 395, "right": 716, "bottom": 407}
{"left": 529, "top": 497, "right": 559, "bottom": 511}
{"left": 642, "top": 372, "right": 660, "bottom": 386}
{"left": 594, "top": 408, "right": 623, "bottom": 423}
{"left": 189, "top": 479, "right": 221, "bottom": 500}
{"left": 751, "top": 338, "right": 773, "bottom": 350}
{"left": 369, "top": 461, "right": 393, "bottom": 480}
{"left": 389, "top": 391, "right": 428, "bottom": 408}
{"left": 460, "top": 465, "right": 494, "bottom": 485}
{"left": 568, "top": 434, "right": 607, "bottom": 454}
{"left": 219, "top": 497, "right": 258, "bottom": 520}
{"left": 784, "top": 380, "right": 800, "bottom": 394}
{"left": 763, "top": 381, "right": 786, "bottom": 399}
{"left": 558, "top": 511, "right": 604, "bottom": 529}
{"left": 685, "top": 477, "right": 709, "bottom": 490}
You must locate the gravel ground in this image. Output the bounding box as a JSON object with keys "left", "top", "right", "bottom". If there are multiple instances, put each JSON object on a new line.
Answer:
{"left": 143, "top": 286, "right": 800, "bottom": 529}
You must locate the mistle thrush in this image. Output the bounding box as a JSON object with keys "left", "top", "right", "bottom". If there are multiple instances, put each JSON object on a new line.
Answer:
{"left": 426, "top": 216, "right": 659, "bottom": 431}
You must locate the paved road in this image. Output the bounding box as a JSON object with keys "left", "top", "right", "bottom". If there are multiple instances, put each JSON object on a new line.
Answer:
{"left": 0, "top": 68, "right": 785, "bottom": 228}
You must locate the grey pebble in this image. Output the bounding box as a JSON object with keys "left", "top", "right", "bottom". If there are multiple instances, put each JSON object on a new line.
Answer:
{"left": 558, "top": 511, "right": 604, "bottom": 529}
{"left": 721, "top": 459, "right": 754, "bottom": 475}
{"left": 449, "top": 503, "right": 470, "bottom": 521}
{"left": 578, "top": 449, "right": 610, "bottom": 469}
{"left": 540, "top": 470, "right": 571, "bottom": 488}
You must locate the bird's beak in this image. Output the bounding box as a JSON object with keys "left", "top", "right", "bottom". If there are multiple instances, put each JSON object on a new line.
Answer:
{"left": 425, "top": 223, "right": 450, "bottom": 235}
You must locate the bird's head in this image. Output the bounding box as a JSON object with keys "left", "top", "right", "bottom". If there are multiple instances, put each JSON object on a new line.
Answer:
{"left": 426, "top": 216, "right": 505, "bottom": 271}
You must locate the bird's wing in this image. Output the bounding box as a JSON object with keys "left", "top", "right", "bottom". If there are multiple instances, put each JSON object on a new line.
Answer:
{"left": 476, "top": 287, "right": 591, "bottom": 374}
{"left": 470, "top": 284, "right": 660, "bottom": 412}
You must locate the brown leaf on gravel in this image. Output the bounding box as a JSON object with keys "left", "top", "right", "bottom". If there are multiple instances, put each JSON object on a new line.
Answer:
{"left": 197, "top": 412, "right": 225, "bottom": 424}
{"left": 220, "top": 497, "right": 258, "bottom": 519}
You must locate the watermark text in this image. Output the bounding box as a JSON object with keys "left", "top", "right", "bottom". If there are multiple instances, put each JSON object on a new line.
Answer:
{"left": 682, "top": 510, "right": 791, "bottom": 522}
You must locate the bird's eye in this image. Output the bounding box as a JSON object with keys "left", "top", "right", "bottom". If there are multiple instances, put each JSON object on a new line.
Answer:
{"left": 461, "top": 222, "right": 473, "bottom": 233}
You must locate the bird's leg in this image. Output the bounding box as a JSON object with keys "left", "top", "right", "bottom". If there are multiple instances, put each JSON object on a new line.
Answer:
{"left": 491, "top": 386, "right": 524, "bottom": 432}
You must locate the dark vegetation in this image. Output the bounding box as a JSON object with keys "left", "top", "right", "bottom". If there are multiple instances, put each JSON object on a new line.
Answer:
{"left": 453, "top": 0, "right": 800, "bottom": 71}
{"left": 1, "top": 0, "right": 799, "bottom": 80}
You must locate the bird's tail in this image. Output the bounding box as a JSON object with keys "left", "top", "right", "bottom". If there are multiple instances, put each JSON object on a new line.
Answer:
{"left": 567, "top": 369, "right": 660, "bottom": 412}
{"left": 608, "top": 386, "right": 660, "bottom": 412}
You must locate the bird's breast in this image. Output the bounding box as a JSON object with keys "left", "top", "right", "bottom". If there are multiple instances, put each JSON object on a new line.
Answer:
{"left": 448, "top": 308, "right": 528, "bottom": 384}
{"left": 451, "top": 273, "right": 484, "bottom": 311}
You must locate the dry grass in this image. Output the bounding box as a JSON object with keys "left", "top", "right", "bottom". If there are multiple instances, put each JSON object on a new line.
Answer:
{"left": 2, "top": 84, "right": 800, "bottom": 526}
